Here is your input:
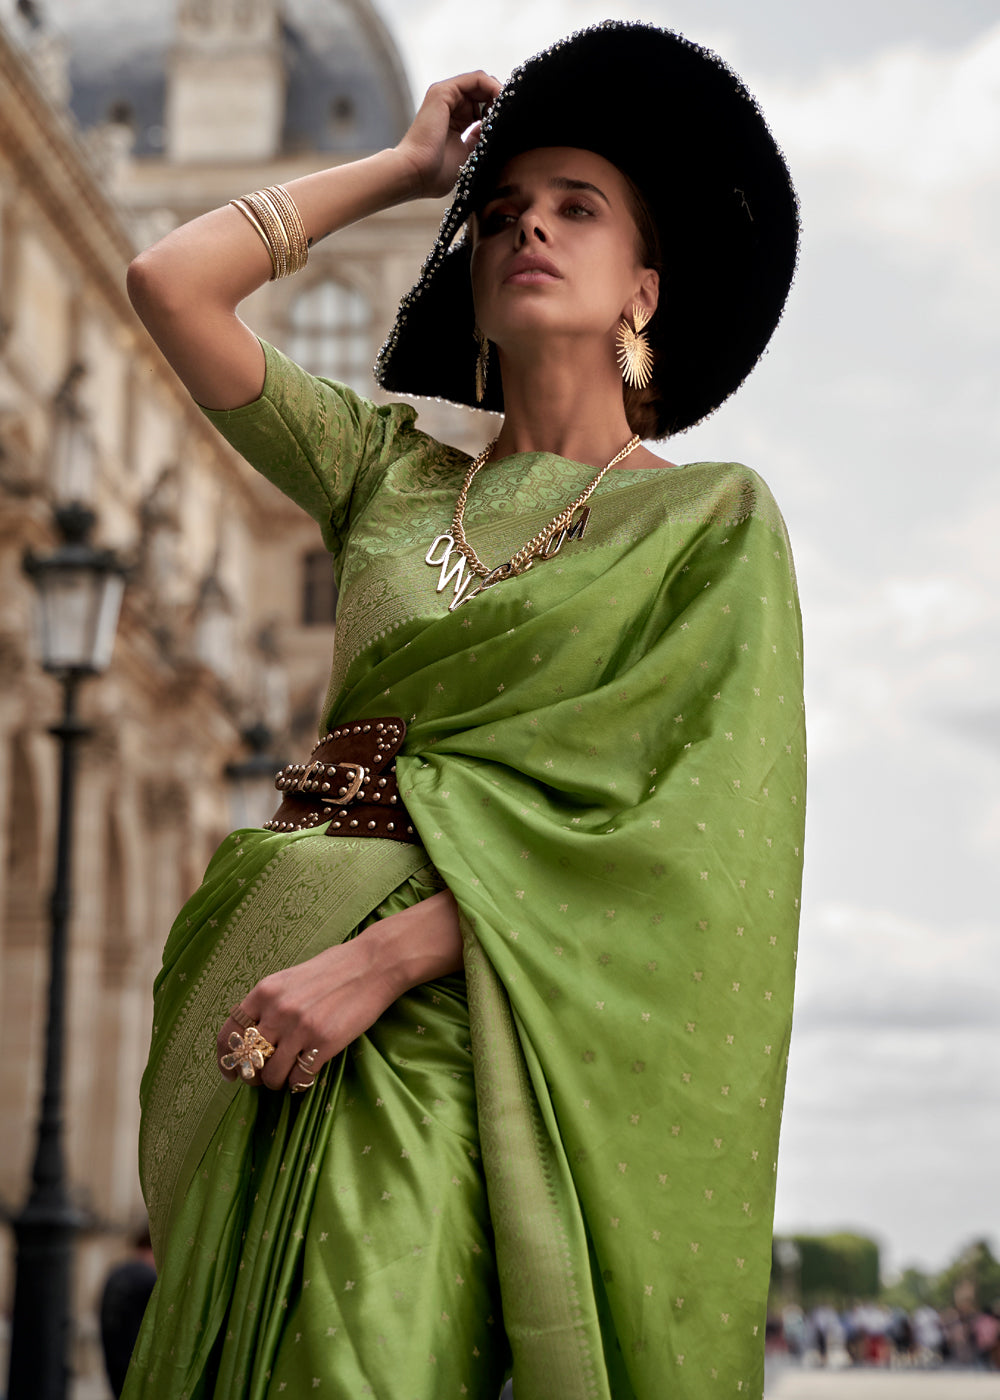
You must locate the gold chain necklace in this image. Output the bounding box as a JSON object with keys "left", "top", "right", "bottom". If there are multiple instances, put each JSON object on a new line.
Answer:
{"left": 424, "top": 434, "right": 641, "bottom": 612}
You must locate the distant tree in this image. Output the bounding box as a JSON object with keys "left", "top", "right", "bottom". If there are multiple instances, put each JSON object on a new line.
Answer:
{"left": 773, "top": 1233, "right": 1000, "bottom": 1313}
{"left": 771, "top": 1232, "right": 880, "bottom": 1308}
{"left": 880, "top": 1265, "right": 937, "bottom": 1311}
{"left": 935, "top": 1239, "right": 1000, "bottom": 1312}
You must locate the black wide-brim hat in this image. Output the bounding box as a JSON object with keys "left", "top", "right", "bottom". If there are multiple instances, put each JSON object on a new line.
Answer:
{"left": 375, "top": 20, "right": 799, "bottom": 440}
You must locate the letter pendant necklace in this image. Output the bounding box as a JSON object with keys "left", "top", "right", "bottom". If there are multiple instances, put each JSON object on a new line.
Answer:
{"left": 426, "top": 434, "right": 640, "bottom": 612}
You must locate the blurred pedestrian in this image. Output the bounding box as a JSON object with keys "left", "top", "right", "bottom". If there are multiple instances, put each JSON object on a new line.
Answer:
{"left": 913, "top": 1303, "right": 944, "bottom": 1366}
{"left": 973, "top": 1305, "right": 1000, "bottom": 1369}
{"left": 887, "top": 1307, "right": 915, "bottom": 1367}
{"left": 99, "top": 1225, "right": 156, "bottom": 1398}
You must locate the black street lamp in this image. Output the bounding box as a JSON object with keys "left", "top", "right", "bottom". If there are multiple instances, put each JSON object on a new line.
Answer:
{"left": 225, "top": 721, "right": 286, "bottom": 831}
{"left": 7, "top": 503, "right": 126, "bottom": 1400}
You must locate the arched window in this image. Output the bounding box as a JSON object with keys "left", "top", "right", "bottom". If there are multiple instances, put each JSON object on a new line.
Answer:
{"left": 194, "top": 573, "right": 236, "bottom": 680}
{"left": 286, "top": 280, "right": 371, "bottom": 388}
{"left": 102, "top": 810, "right": 128, "bottom": 988}
{"left": 302, "top": 549, "right": 338, "bottom": 626}
{"left": 329, "top": 95, "right": 356, "bottom": 142}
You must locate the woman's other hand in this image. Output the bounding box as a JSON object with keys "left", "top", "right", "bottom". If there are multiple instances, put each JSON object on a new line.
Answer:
{"left": 126, "top": 73, "right": 499, "bottom": 412}
{"left": 217, "top": 889, "right": 464, "bottom": 1092}
{"left": 396, "top": 72, "right": 502, "bottom": 200}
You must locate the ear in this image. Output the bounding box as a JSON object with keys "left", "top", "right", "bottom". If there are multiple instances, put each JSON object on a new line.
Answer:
{"left": 632, "top": 266, "right": 659, "bottom": 319}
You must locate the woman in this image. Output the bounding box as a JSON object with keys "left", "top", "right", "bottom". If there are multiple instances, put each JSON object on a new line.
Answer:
{"left": 124, "top": 21, "right": 805, "bottom": 1400}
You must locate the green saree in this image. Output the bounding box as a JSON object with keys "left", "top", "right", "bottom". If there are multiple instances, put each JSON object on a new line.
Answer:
{"left": 124, "top": 342, "right": 805, "bottom": 1400}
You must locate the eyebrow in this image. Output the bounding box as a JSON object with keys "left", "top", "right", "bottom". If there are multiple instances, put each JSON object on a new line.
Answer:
{"left": 484, "top": 177, "right": 611, "bottom": 207}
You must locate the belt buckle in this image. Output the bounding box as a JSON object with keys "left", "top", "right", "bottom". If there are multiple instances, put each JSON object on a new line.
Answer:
{"left": 275, "top": 759, "right": 367, "bottom": 805}
{"left": 316, "top": 761, "right": 366, "bottom": 805}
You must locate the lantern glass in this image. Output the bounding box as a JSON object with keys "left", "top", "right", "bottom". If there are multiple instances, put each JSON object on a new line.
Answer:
{"left": 33, "top": 562, "right": 124, "bottom": 675}
{"left": 227, "top": 764, "right": 280, "bottom": 832}
{"left": 226, "top": 726, "right": 284, "bottom": 831}
{"left": 52, "top": 413, "right": 97, "bottom": 505}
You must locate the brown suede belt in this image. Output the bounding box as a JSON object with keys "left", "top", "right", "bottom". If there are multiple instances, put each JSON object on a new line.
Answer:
{"left": 263, "top": 717, "right": 418, "bottom": 843}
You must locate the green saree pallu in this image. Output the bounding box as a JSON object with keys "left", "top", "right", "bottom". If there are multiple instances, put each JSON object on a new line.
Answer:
{"left": 125, "top": 344, "right": 805, "bottom": 1400}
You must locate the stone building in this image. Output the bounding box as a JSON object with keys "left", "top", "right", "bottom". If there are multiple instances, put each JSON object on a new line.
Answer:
{"left": 0, "top": 0, "right": 484, "bottom": 1383}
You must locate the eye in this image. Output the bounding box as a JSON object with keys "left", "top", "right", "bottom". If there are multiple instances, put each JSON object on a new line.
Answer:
{"left": 478, "top": 208, "right": 517, "bottom": 236}
{"left": 562, "top": 200, "right": 596, "bottom": 219}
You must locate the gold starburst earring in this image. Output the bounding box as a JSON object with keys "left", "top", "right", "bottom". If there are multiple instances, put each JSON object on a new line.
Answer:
{"left": 474, "top": 327, "right": 489, "bottom": 403}
{"left": 616, "top": 304, "right": 654, "bottom": 390}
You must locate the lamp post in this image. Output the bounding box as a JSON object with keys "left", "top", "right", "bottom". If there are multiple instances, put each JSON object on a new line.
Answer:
{"left": 774, "top": 1237, "right": 803, "bottom": 1307}
{"left": 225, "top": 722, "right": 286, "bottom": 831}
{"left": 7, "top": 503, "right": 126, "bottom": 1400}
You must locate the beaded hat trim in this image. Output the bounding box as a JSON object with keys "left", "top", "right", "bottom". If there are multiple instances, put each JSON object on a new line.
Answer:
{"left": 375, "top": 20, "right": 800, "bottom": 440}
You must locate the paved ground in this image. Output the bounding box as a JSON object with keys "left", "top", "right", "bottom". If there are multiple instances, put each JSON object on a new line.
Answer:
{"left": 766, "top": 1366, "right": 1000, "bottom": 1399}
{"left": 62, "top": 1364, "right": 1000, "bottom": 1398}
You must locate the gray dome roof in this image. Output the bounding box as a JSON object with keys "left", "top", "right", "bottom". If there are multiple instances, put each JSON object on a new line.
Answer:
{"left": 33, "top": 0, "right": 413, "bottom": 157}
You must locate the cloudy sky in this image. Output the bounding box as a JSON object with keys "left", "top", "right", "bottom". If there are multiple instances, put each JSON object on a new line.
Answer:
{"left": 373, "top": 0, "right": 1000, "bottom": 1278}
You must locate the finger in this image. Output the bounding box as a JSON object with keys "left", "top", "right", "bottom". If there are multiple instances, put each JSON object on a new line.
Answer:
{"left": 428, "top": 72, "right": 501, "bottom": 132}
{"left": 264, "top": 1038, "right": 326, "bottom": 1093}
{"left": 450, "top": 90, "right": 500, "bottom": 136}
{"left": 230, "top": 1002, "right": 256, "bottom": 1030}
{"left": 288, "top": 1046, "right": 322, "bottom": 1094}
{"left": 217, "top": 998, "right": 261, "bottom": 1079}
{"left": 218, "top": 1014, "right": 280, "bottom": 1087}
{"left": 460, "top": 119, "right": 484, "bottom": 153}
{"left": 258, "top": 1027, "right": 314, "bottom": 1090}
{"left": 428, "top": 70, "right": 501, "bottom": 105}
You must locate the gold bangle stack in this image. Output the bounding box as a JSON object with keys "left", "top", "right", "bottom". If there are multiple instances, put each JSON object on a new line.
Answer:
{"left": 230, "top": 185, "right": 309, "bottom": 280}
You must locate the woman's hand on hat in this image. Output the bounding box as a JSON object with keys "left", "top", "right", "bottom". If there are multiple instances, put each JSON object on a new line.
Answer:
{"left": 397, "top": 71, "right": 502, "bottom": 200}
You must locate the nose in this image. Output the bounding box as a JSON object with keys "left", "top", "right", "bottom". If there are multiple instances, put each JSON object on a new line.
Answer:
{"left": 515, "top": 211, "right": 548, "bottom": 245}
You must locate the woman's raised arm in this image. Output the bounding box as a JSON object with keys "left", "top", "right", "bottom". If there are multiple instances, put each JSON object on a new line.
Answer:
{"left": 126, "top": 71, "right": 500, "bottom": 411}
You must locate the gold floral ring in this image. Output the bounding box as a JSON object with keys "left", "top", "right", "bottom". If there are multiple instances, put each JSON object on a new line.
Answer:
{"left": 220, "top": 1026, "right": 276, "bottom": 1081}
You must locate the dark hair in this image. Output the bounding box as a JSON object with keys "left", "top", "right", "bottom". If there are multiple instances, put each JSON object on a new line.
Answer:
{"left": 621, "top": 172, "right": 664, "bottom": 441}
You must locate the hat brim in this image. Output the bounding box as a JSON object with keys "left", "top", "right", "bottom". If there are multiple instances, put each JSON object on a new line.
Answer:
{"left": 375, "top": 21, "right": 799, "bottom": 439}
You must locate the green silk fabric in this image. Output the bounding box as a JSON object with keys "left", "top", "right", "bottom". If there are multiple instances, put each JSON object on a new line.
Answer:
{"left": 125, "top": 342, "right": 805, "bottom": 1399}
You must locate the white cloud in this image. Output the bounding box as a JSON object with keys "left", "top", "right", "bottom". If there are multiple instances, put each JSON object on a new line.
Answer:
{"left": 766, "top": 27, "right": 1000, "bottom": 185}
{"left": 777, "top": 1019, "right": 1000, "bottom": 1273}
{"left": 798, "top": 492, "right": 1000, "bottom": 761}
{"left": 761, "top": 23, "right": 1000, "bottom": 297}
{"left": 380, "top": 0, "right": 655, "bottom": 96}
{"left": 945, "top": 492, "right": 1000, "bottom": 588}
{"left": 780, "top": 902, "right": 1000, "bottom": 1272}
{"left": 794, "top": 903, "right": 999, "bottom": 1029}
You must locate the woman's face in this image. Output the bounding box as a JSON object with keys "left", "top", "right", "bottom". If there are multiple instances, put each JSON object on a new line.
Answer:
{"left": 469, "top": 146, "right": 658, "bottom": 351}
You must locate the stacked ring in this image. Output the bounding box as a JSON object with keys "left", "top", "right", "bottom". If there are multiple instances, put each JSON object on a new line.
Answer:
{"left": 230, "top": 1004, "right": 256, "bottom": 1030}
{"left": 290, "top": 1047, "right": 320, "bottom": 1094}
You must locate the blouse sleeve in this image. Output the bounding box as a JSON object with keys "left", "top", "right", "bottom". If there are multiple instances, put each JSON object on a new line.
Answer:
{"left": 199, "top": 339, "right": 419, "bottom": 559}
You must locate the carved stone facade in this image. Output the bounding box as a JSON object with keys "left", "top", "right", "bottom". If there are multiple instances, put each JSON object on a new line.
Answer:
{"left": 0, "top": 1, "right": 486, "bottom": 1384}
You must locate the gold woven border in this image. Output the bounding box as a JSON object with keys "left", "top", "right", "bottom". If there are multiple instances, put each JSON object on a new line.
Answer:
{"left": 140, "top": 835, "right": 425, "bottom": 1255}
{"left": 462, "top": 919, "right": 607, "bottom": 1396}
